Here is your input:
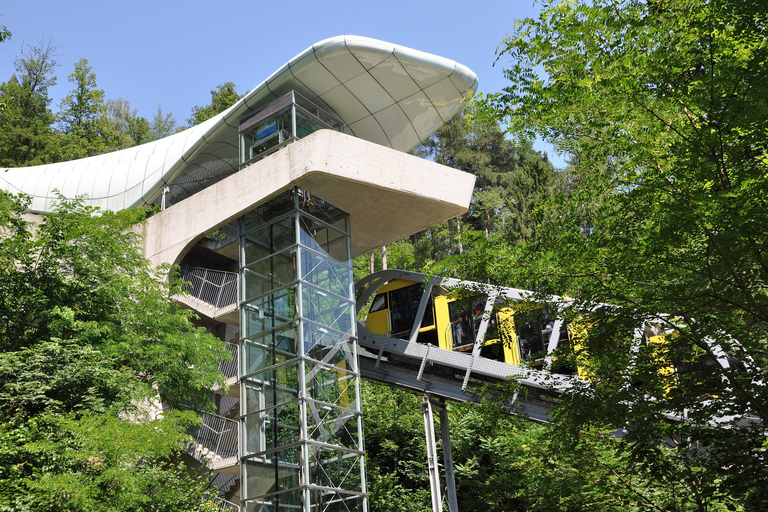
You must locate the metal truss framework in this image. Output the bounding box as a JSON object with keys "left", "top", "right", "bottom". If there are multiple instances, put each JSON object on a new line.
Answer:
{"left": 239, "top": 188, "right": 367, "bottom": 512}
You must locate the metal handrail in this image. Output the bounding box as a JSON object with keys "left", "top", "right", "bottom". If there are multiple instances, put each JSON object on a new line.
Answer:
{"left": 214, "top": 497, "right": 240, "bottom": 511}
{"left": 164, "top": 404, "right": 239, "bottom": 465}
{"left": 219, "top": 343, "right": 239, "bottom": 380}
{"left": 188, "top": 410, "right": 239, "bottom": 462}
{"left": 209, "top": 472, "right": 239, "bottom": 499}
{"left": 179, "top": 266, "right": 238, "bottom": 310}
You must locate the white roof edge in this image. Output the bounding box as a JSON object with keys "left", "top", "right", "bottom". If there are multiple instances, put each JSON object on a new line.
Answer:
{"left": 1, "top": 36, "right": 478, "bottom": 213}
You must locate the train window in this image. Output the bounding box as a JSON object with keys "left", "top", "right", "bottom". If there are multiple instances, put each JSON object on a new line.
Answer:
{"left": 480, "top": 342, "right": 505, "bottom": 363}
{"left": 448, "top": 296, "right": 487, "bottom": 348}
{"left": 369, "top": 293, "right": 388, "bottom": 314}
{"left": 514, "top": 308, "right": 550, "bottom": 362}
{"left": 448, "top": 300, "right": 474, "bottom": 347}
{"left": 550, "top": 323, "right": 577, "bottom": 375}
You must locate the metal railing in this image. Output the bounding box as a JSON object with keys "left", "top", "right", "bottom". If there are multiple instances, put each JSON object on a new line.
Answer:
{"left": 214, "top": 497, "right": 240, "bottom": 511}
{"left": 210, "top": 472, "right": 239, "bottom": 497}
{"left": 219, "top": 342, "right": 239, "bottom": 380}
{"left": 188, "top": 410, "right": 239, "bottom": 466}
{"left": 166, "top": 403, "right": 239, "bottom": 468}
{"left": 178, "top": 266, "right": 238, "bottom": 310}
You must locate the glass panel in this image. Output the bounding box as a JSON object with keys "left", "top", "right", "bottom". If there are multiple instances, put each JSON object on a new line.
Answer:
{"left": 447, "top": 295, "right": 486, "bottom": 347}
{"left": 244, "top": 217, "right": 295, "bottom": 266}
{"left": 305, "top": 363, "right": 358, "bottom": 411}
{"left": 303, "top": 325, "right": 356, "bottom": 367}
{"left": 243, "top": 287, "right": 297, "bottom": 337}
{"left": 390, "top": 287, "right": 413, "bottom": 337}
{"left": 369, "top": 293, "right": 387, "bottom": 314}
{"left": 309, "top": 447, "right": 363, "bottom": 494}
{"left": 244, "top": 250, "right": 296, "bottom": 302}
{"left": 295, "top": 109, "right": 325, "bottom": 138}
{"left": 299, "top": 214, "right": 350, "bottom": 262}
{"left": 301, "top": 285, "right": 355, "bottom": 335}
{"left": 515, "top": 307, "right": 548, "bottom": 362}
{"left": 243, "top": 401, "right": 302, "bottom": 456}
{"left": 244, "top": 489, "right": 304, "bottom": 512}
{"left": 307, "top": 491, "right": 364, "bottom": 512}
{"left": 243, "top": 362, "right": 301, "bottom": 411}
{"left": 300, "top": 249, "right": 352, "bottom": 298}
{"left": 243, "top": 324, "right": 298, "bottom": 375}
{"left": 243, "top": 457, "right": 301, "bottom": 500}
{"left": 243, "top": 199, "right": 296, "bottom": 234}
{"left": 306, "top": 405, "right": 360, "bottom": 448}
{"left": 295, "top": 92, "right": 344, "bottom": 131}
{"left": 241, "top": 108, "right": 293, "bottom": 163}
{"left": 298, "top": 198, "right": 349, "bottom": 235}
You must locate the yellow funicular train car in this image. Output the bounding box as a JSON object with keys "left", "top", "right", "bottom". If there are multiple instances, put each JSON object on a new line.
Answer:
{"left": 356, "top": 270, "right": 740, "bottom": 388}
{"left": 356, "top": 270, "right": 577, "bottom": 375}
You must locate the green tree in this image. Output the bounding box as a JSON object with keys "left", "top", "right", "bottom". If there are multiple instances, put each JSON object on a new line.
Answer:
{"left": 410, "top": 108, "right": 564, "bottom": 269}
{"left": 0, "top": 192, "right": 228, "bottom": 510}
{"left": 188, "top": 82, "right": 242, "bottom": 126}
{"left": 102, "top": 100, "right": 178, "bottom": 148}
{"left": 0, "top": 16, "right": 9, "bottom": 43}
{"left": 0, "top": 41, "right": 59, "bottom": 167}
{"left": 58, "top": 58, "right": 108, "bottom": 158}
{"left": 449, "top": 393, "right": 741, "bottom": 512}
{"left": 103, "top": 98, "right": 141, "bottom": 150}
{"left": 361, "top": 381, "right": 431, "bottom": 512}
{"left": 149, "top": 105, "right": 179, "bottom": 140}
{"left": 468, "top": 0, "right": 768, "bottom": 507}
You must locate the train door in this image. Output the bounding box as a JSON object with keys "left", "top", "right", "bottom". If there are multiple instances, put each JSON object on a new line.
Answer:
{"left": 365, "top": 290, "right": 390, "bottom": 335}
{"left": 436, "top": 295, "right": 489, "bottom": 352}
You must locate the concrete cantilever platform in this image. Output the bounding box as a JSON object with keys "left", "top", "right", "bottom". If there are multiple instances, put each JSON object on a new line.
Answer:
{"left": 142, "top": 129, "right": 476, "bottom": 267}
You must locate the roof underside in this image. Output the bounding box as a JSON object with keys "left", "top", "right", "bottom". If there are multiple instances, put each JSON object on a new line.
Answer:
{"left": 1, "top": 36, "right": 478, "bottom": 213}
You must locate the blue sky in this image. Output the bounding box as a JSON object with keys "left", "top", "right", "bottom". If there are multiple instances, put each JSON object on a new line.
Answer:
{"left": 0, "top": 0, "right": 565, "bottom": 167}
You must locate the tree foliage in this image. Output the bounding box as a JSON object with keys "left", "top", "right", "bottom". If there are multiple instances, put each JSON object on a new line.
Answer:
{"left": 149, "top": 105, "right": 179, "bottom": 140}
{"left": 188, "top": 82, "right": 242, "bottom": 126}
{"left": 361, "top": 107, "right": 563, "bottom": 275}
{"left": 57, "top": 58, "right": 109, "bottom": 158}
{"left": 0, "top": 19, "right": 9, "bottom": 43}
{"left": 417, "top": 110, "right": 564, "bottom": 243}
{"left": 0, "top": 192, "right": 228, "bottom": 510}
{"left": 449, "top": 393, "right": 741, "bottom": 512}
{"left": 0, "top": 41, "right": 59, "bottom": 167}
{"left": 0, "top": 42, "right": 182, "bottom": 168}
{"left": 452, "top": 0, "right": 768, "bottom": 507}
{"left": 361, "top": 381, "right": 431, "bottom": 512}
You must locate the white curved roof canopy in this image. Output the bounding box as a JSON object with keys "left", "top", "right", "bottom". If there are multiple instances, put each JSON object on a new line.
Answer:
{"left": 1, "top": 35, "right": 478, "bottom": 213}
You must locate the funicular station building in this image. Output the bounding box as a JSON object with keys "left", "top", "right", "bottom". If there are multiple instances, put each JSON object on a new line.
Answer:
{"left": 1, "top": 36, "right": 478, "bottom": 511}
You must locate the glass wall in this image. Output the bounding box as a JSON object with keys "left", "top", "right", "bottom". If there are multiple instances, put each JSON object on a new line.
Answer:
{"left": 239, "top": 92, "right": 345, "bottom": 168}
{"left": 239, "top": 188, "right": 366, "bottom": 512}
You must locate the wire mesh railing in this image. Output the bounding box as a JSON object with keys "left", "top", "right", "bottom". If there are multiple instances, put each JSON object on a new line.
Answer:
{"left": 219, "top": 342, "right": 239, "bottom": 381}
{"left": 214, "top": 497, "right": 240, "bottom": 511}
{"left": 179, "top": 266, "right": 238, "bottom": 310}
{"left": 165, "top": 404, "right": 239, "bottom": 468}
{"left": 188, "top": 410, "right": 239, "bottom": 466}
{"left": 209, "top": 472, "right": 239, "bottom": 497}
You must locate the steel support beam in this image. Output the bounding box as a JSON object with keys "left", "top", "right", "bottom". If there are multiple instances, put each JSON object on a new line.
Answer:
{"left": 423, "top": 395, "right": 443, "bottom": 512}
